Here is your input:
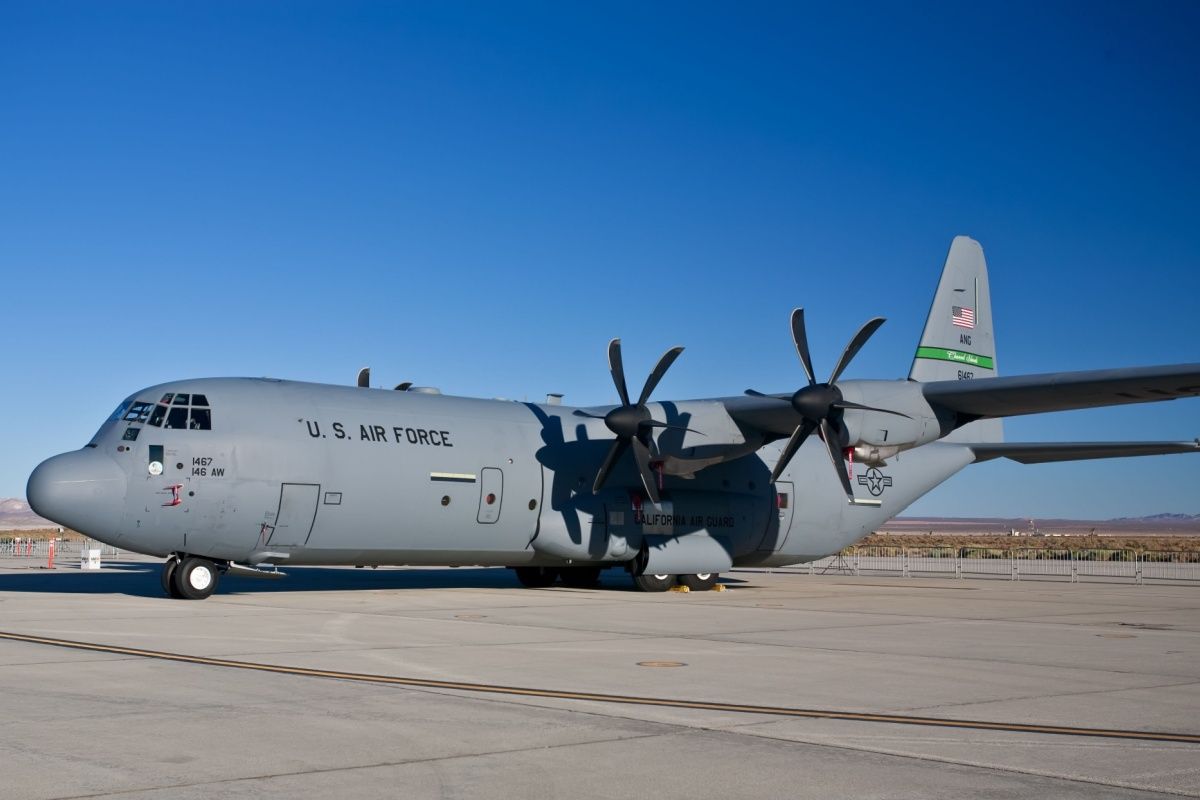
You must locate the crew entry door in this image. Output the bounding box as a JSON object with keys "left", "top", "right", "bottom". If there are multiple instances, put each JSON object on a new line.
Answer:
{"left": 757, "top": 480, "right": 795, "bottom": 552}
{"left": 267, "top": 483, "right": 320, "bottom": 546}
{"left": 477, "top": 467, "right": 503, "bottom": 524}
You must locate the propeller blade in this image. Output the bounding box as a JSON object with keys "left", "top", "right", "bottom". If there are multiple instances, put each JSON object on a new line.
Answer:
{"left": 356, "top": 367, "right": 370, "bottom": 388}
{"left": 393, "top": 382, "right": 412, "bottom": 391}
{"left": 828, "top": 317, "right": 885, "bottom": 384}
{"left": 641, "top": 420, "right": 704, "bottom": 435}
{"left": 592, "top": 438, "right": 630, "bottom": 494}
{"left": 833, "top": 400, "right": 911, "bottom": 419}
{"left": 746, "top": 389, "right": 790, "bottom": 401}
{"left": 607, "top": 338, "right": 631, "bottom": 408}
{"left": 820, "top": 419, "right": 855, "bottom": 501}
{"left": 770, "top": 419, "right": 817, "bottom": 482}
{"left": 573, "top": 410, "right": 607, "bottom": 419}
{"left": 637, "top": 346, "right": 685, "bottom": 406}
{"left": 630, "top": 437, "right": 661, "bottom": 505}
{"left": 790, "top": 308, "right": 816, "bottom": 386}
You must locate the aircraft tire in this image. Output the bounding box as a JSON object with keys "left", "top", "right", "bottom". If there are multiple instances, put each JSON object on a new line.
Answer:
{"left": 174, "top": 556, "right": 220, "bottom": 600}
{"left": 678, "top": 573, "right": 719, "bottom": 591}
{"left": 559, "top": 566, "right": 602, "bottom": 588}
{"left": 160, "top": 557, "right": 184, "bottom": 599}
{"left": 633, "top": 573, "right": 675, "bottom": 592}
{"left": 513, "top": 566, "right": 559, "bottom": 588}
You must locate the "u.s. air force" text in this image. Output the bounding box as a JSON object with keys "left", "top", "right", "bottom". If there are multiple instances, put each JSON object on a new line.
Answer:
{"left": 301, "top": 420, "right": 453, "bottom": 447}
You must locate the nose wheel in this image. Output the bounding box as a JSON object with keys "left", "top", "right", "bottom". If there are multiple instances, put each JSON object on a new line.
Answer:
{"left": 161, "top": 555, "right": 221, "bottom": 600}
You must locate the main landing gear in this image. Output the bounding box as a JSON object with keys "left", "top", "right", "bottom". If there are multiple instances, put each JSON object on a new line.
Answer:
{"left": 632, "top": 573, "right": 719, "bottom": 592}
{"left": 512, "top": 566, "right": 604, "bottom": 588}
{"left": 161, "top": 555, "right": 222, "bottom": 600}
{"left": 511, "top": 566, "right": 721, "bottom": 592}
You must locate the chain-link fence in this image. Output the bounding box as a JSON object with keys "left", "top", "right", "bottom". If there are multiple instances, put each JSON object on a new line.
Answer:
{"left": 799, "top": 546, "right": 1200, "bottom": 583}
{"left": 0, "top": 538, "right": 124, "bottom": 559}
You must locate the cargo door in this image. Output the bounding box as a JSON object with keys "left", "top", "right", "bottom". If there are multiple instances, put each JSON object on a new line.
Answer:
{"left": 266, "top": 483, "right": 320, "bottom": 546}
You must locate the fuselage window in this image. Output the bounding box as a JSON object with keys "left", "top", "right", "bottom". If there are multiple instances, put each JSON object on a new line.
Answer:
{"left": 189, "top": 408, "right": 212, "bottom": 430}
{"left": 191, "top": 394, "right": 209, "bottom": 407}
{"left": 165, "top": 407, "right": 189, "bottom": 429}
{"left": 172, "top": 393, "right": 190, "bottom": 406}
{"left": 148, "top": 404, "right": 167, "bottom": 427}
{"left": 161, "top": 393, "right": 174, "bottom": 405}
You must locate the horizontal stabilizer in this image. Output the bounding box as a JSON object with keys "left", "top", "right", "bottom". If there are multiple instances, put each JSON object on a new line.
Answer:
{"left": 970, "top": 440, "right": 1200, "bottom": 464}
{"left": 924, "top": 363, "right": 1200, "bottom": 419}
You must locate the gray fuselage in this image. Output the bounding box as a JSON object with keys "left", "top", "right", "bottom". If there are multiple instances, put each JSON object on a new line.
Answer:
{"left": 27, "top": 377, "right": 973, "bottom": 574}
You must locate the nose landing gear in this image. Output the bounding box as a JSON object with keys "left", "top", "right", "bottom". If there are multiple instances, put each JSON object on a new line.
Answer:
{"left": 161, "top": 555, "right": 221, "bottom": 600}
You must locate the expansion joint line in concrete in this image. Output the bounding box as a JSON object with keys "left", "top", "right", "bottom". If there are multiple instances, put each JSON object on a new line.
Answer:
{"left": 1, "top": 629, "right": 1198, "bottom": 745}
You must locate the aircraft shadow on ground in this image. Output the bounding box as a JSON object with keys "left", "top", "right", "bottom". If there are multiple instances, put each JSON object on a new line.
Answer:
{"left": 0, "top": 563, "right": 750, "bottom": 598}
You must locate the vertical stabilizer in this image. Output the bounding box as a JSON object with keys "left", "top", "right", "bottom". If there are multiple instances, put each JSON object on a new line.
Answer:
{"left": 911, "top": 236, "right": 1002, "bottom": 442}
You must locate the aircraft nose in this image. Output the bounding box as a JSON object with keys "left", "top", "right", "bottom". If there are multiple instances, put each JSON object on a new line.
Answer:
{"left": 27, "top": 450, "right": 127, "bottom": 538}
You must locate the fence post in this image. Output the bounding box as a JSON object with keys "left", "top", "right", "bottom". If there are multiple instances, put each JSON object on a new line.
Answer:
{"left": 1135, "top": 552, "right": 1142, "bottom": 586}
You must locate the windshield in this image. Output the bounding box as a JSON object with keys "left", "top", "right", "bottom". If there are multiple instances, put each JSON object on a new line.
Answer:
{"left": 106, "top": 399, "right": 134, "bottom": 423}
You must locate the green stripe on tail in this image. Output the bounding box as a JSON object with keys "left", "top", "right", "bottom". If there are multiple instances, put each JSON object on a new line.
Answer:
{"left": 914, "top": 346, "right": 995, "bottom": 370}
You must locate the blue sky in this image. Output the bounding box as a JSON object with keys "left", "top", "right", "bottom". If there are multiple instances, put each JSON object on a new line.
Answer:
{"left": 2, "top": 2, "right": 1197, "bottom": 517}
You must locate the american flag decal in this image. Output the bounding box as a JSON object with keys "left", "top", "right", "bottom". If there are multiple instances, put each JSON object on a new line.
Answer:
{"left": 952, "top": 306, "right": 975, "bottom": 329}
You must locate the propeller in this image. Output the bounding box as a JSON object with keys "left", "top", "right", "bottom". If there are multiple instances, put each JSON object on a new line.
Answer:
{"left": 358, "top": 370, "right": 412, "bottom": 391}
{"left": 575, "top": 339, "right": 691, "bottom": 504}
{"left": 748, "top": 309, "right": 909, "bottom": 501}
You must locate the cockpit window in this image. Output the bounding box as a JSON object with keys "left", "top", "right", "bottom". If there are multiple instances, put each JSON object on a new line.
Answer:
{"left": 123, "top": 402, "right": 154, "bottom": 422}
{"left": 107, "top": 400, "right": 134, "bottom": 423}
{"left": 148, "top": 404, "right": 168, "bottom": 427}
{"left": 142, "top": 393, "right": 213, "bottom": 430}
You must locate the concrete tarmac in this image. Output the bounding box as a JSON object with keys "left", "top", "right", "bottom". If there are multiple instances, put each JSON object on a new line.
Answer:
{"left": 1, "top": 556, "right": 1198, "bottom": 799}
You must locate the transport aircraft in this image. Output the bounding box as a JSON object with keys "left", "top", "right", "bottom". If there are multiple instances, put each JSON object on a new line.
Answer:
{"left": 27, "top": 237, "right": 1200, "bottom": 598}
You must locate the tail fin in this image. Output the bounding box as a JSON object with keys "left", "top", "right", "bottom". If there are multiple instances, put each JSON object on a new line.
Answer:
{"left": 911, "top": 236, "right": 1003, "bottom": 443}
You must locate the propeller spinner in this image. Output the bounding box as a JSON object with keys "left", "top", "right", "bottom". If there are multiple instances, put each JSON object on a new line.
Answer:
{"left": 748, "top": 309, "right": 909, "bottom": 502}
{"left": 575, "top": 339, "right": 687, "bottom": 505}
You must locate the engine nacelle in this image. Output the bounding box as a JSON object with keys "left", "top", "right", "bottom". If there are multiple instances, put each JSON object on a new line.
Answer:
{"left": 851, "top": 444, "right": 903, "bottom": 467}
{"left": 837, "top": 380, "right": 945, "bottom": 458}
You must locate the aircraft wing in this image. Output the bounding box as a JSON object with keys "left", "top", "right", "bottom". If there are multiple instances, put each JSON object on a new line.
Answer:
{"left": 922, "top": 363, "right": 1200, "bottom": 418}
{"left": 970, "top": 440, "right": 1200, "bottom": 464}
